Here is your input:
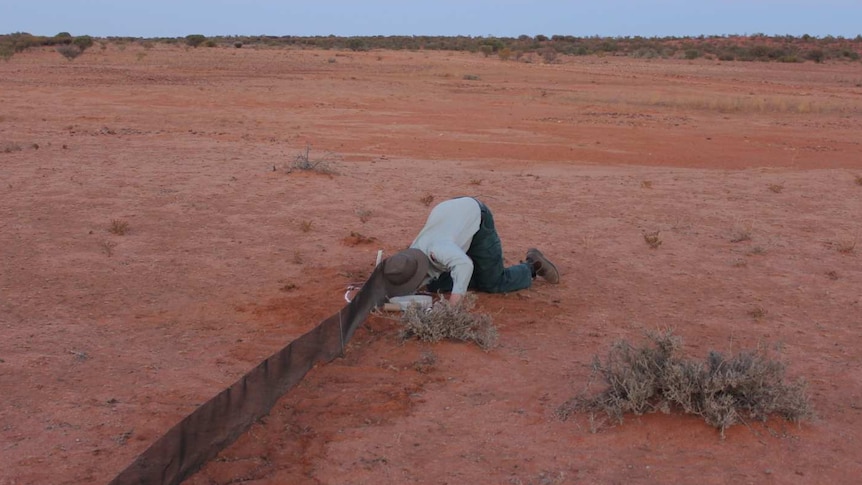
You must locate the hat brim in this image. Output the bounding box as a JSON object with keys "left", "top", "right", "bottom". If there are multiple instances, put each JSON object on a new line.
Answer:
{"left": 383, "top": 248, "right": 430, "bottom": 297}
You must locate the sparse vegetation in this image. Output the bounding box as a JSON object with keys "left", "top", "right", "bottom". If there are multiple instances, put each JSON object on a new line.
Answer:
{"left": 855, "top": 175, "right": 862, "bottom": 186}
{"left": 463, "top": 74, "right": 480, "bottom": 81}
{"left": 185, "top": 34, "right": 207, "bottom": 48}
{"left": 768, "top": 183, "right": 784, "bottom": 193}
{"left": 99, "top": 240, "right": 117, "bottom": 257}
{"left": 400, "top": 293, "right": 497, "bottom": 350}
{"left": 286, "top": 144, "right": 339, "bottom": 175}
{"left": 469, "top": 178, "right": 482, "bottom": 186}
{"left": 748, "top": 306, "right": 768, "bottom": 320}
{"left": 643, "top": 230, "right": 662, "bottom": 249}
{"left": 558, "top": 331, "right": 811, "bottom": 438}
{"left": 346, "top": 231, "right": 375, "bottom": 245}
{"left": 108, "top": 219, "right": 130, "bottom": 236}
{"left": 2, "top": 142, "right": 23, "bottom": 153}
{"left": 355, "top": 208, "right": 373, "bottom": 223}
{"left": 729, "top": 222, "right": 753, "bottom": 243}
{"left": 420, "top": 193, "right": 435, "bottom": 207}
{"left": 56, "top": 44, "right": 83, "bottom": 61}
{"left": 831, "top": 235, "right": 858, "bottom": 254}
{"left": 299, "top": 220, "right": 313, "bottom": 232}
{"left": 3, "top": 33, "right": 860, "bottom": 65}
{"left": 749, "top": 246, "right": 767, "bottom": 256}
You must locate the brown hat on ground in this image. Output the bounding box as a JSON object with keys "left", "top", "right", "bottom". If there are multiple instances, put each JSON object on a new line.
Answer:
{"left": 382, "top": 248, "right": 430, "bottom": 297}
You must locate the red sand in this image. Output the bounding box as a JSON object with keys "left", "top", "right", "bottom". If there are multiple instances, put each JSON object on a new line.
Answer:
{"left": 1, "top": 44, "right": 861, "bottom": 484}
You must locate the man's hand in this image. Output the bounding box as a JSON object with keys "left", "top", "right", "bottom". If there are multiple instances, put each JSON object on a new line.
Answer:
{"left": 449, "top": 293, "right": 464, "bottom": 306}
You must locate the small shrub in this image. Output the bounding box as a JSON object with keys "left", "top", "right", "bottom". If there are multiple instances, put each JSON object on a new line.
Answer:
{"left": 56, "top": 44, "right": 83, "bottom": 60}
{"left": 640, "top": 180, "right": 653, "bottom": 189}
{"left": 558, "top": 331, "right": 811, "bottom": 438}
{"left": 805, "top": 49, "right": 825, "bottom": 63}
{"left": 185, "top": 34, "right": 207, "bottom": 48}
{"left": 286, "top": 144, "right": 339, "bottom": 175}
{"left": 768, "top": 183, "right": 784, "bottom": 193}
{"left": 2, "top": 142, "right": 23, "bottom": 153}
{"left": 234, "top": 41, "right": 243, "bottom": 49}
{"left": 0, "top": 44, "right": 14, "bottom": 61}
{"left": 420, "top": 193, "right": 434, "bottom": 207}
{"left": 854, "top": 175, "right": 862, "bottom": 186}
{"left": 99, "top": 240, "right": 117, "bottom": 257}
{"left": 729, "top": 222, "right": 753, "bottom": 243}
{"left": 355, "top": 208, "right": 373, "bottom": 223}
{"left": 400, "top": 293, "right": 497, "bottom": 350}
{"left": 72, "top": 35, "right": 93, "bottom": 52}
{"left": 469, "top": 178, "right": 482, "bottom": 186}
{"left": 832, "top": 236, "right": 857, "bottom": 254}
{"left": 463, "top": 74, "right": 480, "bottom": 81}
{"left": 109, "top": 219, "right": 130, "bottom": 235}
{"left": 684, "top": 49, "right": 700, "bottom": 60}
{"left": 749, "top": 246, "right": 767, "bottom": 256}
{"left": 643, "top": 230, "right": 662, "bottom": 249}
{"left": 748, "top": 306, "right": 767, "bottom": 320}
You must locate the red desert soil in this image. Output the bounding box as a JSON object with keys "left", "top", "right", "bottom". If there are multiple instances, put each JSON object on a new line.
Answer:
{"left": 1, "top": 45, "right": 861, "bottom": 484}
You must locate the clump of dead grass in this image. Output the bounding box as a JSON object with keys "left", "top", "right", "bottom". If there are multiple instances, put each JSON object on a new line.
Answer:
{"left": 642, "top": 230, "right": 662, "bottom": 249}
{"left": 400, "top": 293, "right": 497, "bottom": 350}
{"left": 557, "top": 331, "right": 811, "bottom": 438}
{"left": 109, "top": 219, "right": 130, "bottom": 236}
{"left": 285, "top": 144, "right": 339, "bottom": 175}
{"left": 729, "top": 221, "right": 753, "bottom": 243}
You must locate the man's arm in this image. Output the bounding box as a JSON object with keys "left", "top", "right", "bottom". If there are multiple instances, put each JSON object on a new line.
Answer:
{"left": 428, "top": 241, "right": 473, "bottom": 303}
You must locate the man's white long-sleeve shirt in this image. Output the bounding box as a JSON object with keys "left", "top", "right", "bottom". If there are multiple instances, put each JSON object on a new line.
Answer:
{"left": 410, "top": 197, "right": 481, "bottom": 295}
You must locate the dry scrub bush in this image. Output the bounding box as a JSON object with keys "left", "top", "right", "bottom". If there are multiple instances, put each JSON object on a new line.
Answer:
{"left": 558, "top": 331, "right": 811, "bottom": 438}
{"left": 643, "top": 230, "right": 662, "bottom": 249}
{"left": 286, "top": 144, "right": 339, "bottom": 175}
{"left": 109, "top": 219, "right": 130, "bottom": 235}
{"left": 400, "top": 293, "right": 497, "bottom": 350}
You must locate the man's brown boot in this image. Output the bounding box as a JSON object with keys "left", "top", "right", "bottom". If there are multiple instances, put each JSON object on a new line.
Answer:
{"left": 526, "top": 248, "right": 560, "bottom": 284}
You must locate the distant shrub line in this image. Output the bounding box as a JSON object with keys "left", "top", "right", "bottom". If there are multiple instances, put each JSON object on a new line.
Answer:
{"left": 2, "top": 31, "right": 861, "bottom": 64}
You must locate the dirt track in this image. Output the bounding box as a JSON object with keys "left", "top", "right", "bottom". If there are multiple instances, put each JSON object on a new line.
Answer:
{"left": 1, "top": 44, "right": 861, "bottom": 484}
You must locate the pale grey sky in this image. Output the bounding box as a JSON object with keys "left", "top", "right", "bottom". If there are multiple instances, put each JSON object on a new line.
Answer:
{"left": 1, "top": 0, "right": 859, "bottom": 38}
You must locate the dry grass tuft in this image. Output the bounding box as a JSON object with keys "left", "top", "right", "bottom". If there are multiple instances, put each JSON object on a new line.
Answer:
{"left": 99, "top": 240, "right": 117, "bottom": 257}
{"left": 832, "top": 235, "right": 857, "bottom": 254}
{"left": 640, "top": 180, "right": 653, "bottom": 189}
{"left": 299, "top": 220, "right": 313, "bottom": 232}
{"left": 355, "top": 208, "right": 373, "bottom": 223}
{"left": 400, "top": 293, "right": 497, "bottom": 350}
{"left": 748, "top": 306, "right": 768, "bottom": 320}
{"left": 2, "top": 142, "right": 23, "bottom": 153}
{"left": 420, "top": 193, "right": 435, "bottom": 207}
{"left": 854, "top": 175, "right": 862, "bottom": 186}
{"left": 285, "top": 144, "right": 339, "bottom": 175}
{"left": 643, "top": 230, "right": 662, "bottom": 249}
{"left": 729, "top": 222, "right": 753, "bottom": 243}
{"left": 109, "top": 219, "right": 130, "bottom": 236}
{"left": 557, "top": 331, "right": 812, "bottom": 438}
{"left": 768, "top": 183, "right": 784, "bottom": 193}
